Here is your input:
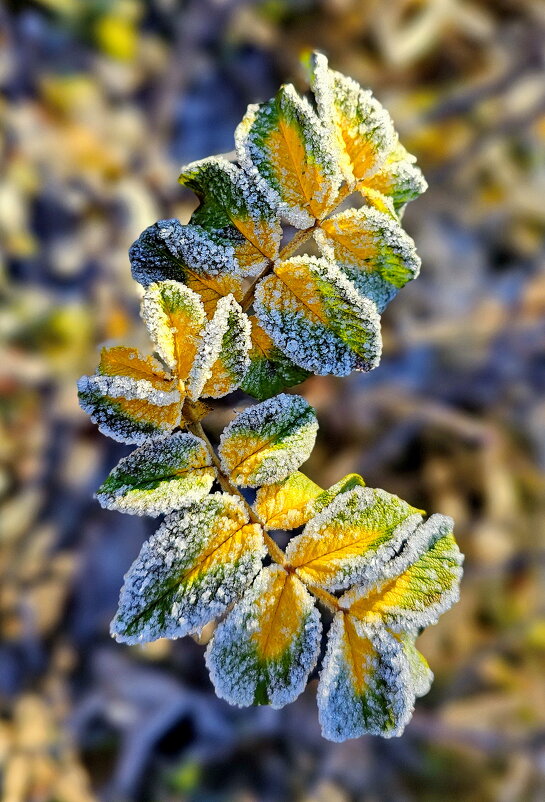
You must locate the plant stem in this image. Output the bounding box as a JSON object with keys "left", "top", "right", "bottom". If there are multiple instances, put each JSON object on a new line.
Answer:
{"left": 187, "top": 421, "right": 343, "bottom": 613}
{"left": 240, "top": 222, "right": 318, "bottom": 312}
{"left": 187, "top": 421, "right": 287, "bottom": 566}
{"left": 306, "top": 584, "right": 341, "bottom": 613}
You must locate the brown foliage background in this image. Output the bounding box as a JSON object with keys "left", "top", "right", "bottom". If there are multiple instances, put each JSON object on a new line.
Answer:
{"left": 1, "top": 1, "right": 545, "bottom": 800}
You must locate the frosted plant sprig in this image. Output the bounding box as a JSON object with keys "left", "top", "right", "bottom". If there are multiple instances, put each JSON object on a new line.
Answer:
{"left": 129, "top": 52, "right": 425, "bottom": 399}
{"left": 78, "top": 52, "right": 463, "bottom": 742}
{"left": 104, "top": 397, "right": 462, "bottom": 740}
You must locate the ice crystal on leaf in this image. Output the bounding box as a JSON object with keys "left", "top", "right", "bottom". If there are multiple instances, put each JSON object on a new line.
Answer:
{"left": 79, "top": 51, "right": 463, "bottom": 743}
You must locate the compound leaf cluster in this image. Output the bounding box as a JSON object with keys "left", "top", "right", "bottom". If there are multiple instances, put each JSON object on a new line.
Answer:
{"left": 78, "top": 53, "right": 463, "bottom": 742}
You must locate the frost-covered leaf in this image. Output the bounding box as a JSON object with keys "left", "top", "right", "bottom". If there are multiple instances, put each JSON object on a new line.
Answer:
{"left": 141, "top": 281, "right": 205, "bottom": 375}
{"left": 339, "top": 514, "right": 463, "bottom": 631}
{"left": 236, "top": 84, "right": 342, "bottom": 228}
{"left": 253, "top": 471, "right": 323, "bottom": 530}
{"left": 206, "top": 565, "right": 321, "bottom": 708}
{"left": 241, "top": 317, "right": 310, "bottom": 401}
{"left": 95, "top": 432, "right": 216, "bottom": 516}
{"left": 129, "top": 219, "right": 258, "bottom": 316}
{"left": 179, "top": 157, "right": 282, "bottom": 267}
{"left": 309, "top": 52, "right": 396, "bottom": 187}
{"left": 365, "top": 142, "right": 428, "bottom": 213}
{"left": 219, "top": 394, "right": 318, "bottom": 488}
{"left": 186, "top": 295, "right": 251, "bottom": 400}
{"left": 310, "top": 473, "right": 366, "bottom": 517}
{"left": 111, "top": 494, "right": 265, "bottom": 644}
{"left": 77, "top": 373, "right": 181, "bottom": 445}
{"left": 317, "top": 615, "right": 414, "bottom": 741}
{"left": 285, "top": 486, "right": 423, "bottom": 591}
{"left": 254, "top": 256, "right": 382, "bottom": 376}
{"left": 315, "top": 206, "right": 420, "bottom": 311}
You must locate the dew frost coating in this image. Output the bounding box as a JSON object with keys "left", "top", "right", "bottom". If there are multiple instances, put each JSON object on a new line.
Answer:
{"left": 218, "top": 393, "right": 318, "bottom": 487}
{"left": 206, "top": 565, "right": 322, "bottom": 708}
{"left": 254, "top": 255, "right": 382, "bottom": 376}
{"left": 95, "top": 432, "right": 215, "bottom": 517}
{"left": 315, "top": 206, "right": 421, "bottom": 312}
{"left": 187, "top": 295, "right": 251, "bottom": 400}
{"left": 236, "top": 83, "right": 343, "bottom": 229}
{"left": 111, "top": 494, "right": 266, "bottom": 645}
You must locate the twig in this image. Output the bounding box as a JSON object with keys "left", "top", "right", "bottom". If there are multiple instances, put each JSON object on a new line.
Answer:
{"left": 187, "top": 422, "right": 342, "bottom": 612}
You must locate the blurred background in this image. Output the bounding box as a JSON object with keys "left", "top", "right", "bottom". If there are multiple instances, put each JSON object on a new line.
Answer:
{"left": 2, "top": 1, "right": 545, "bottom": 800}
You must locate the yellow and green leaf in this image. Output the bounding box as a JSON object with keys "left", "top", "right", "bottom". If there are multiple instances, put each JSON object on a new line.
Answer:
{"left": 285, "top": 486, "right": 423, "bottom": 591}
{"left": 95, "top": 432, "right": 216, "bottom": 517}
{"left": 254, "top": 471, "right": 323, "bottom": 530}
{"left": 218, "top": 394, "right": 318, "bottom": 487}
{"left": 77, "top": 373, "right": 181, "bottom": 445}
{"left": 236, "top": 84, "right": 342, "bottom": 228}
{"left": 317, "top": 614, "right": 414, "bottom": 741}
{"left": 339, "top": 514, "right": 463, "bottom": 630}
{"left": 111, "top": 494, "right": 266, "bottom": 644}
{"left": 309, "top": 52, "right": 396, "bottom": 187}
{"left": 206, "top": 565, "right": 321, "bottom": 707}
{"left": 315, "top": 206, "right": 420, "bottom": 311}
{"left": 254, "top": 256, "right": 382, "bottom": 376}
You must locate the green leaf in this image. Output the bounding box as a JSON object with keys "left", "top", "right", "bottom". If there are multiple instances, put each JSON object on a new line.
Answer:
{"left": 254, "top": 256, "right": 382, "bottom": 376}
{"left": 111, "top": 494, "right": 266, "bottom": 644}
{"left": 218, "top": 393, "right": 318, "bottom": 488}
{"left": 206, "top": 565, "right": 321, "bottom": 708}
{"left": 179, "top": 156, "right": 282, "bottom": 263}
{"left": 95, "top": 432, "right": 216, "bottom": 516}
{"left": 240, "top": 317, "right": 310, "bottom": 400}
{"left": 236, "top": 83, "right": 342, "bottom": 228}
